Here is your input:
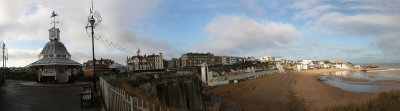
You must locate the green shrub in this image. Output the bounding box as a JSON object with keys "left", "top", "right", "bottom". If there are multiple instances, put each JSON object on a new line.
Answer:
{"left": 6, "top": 72, "right": 38, "bottom": 81}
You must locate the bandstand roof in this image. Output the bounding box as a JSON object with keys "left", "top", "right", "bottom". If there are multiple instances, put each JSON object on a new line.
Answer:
{"left": 28, "top": 58, "right": 81, "bottom": 67}
{"left": 40, "top": 41, "right": 70, "bottom": 55}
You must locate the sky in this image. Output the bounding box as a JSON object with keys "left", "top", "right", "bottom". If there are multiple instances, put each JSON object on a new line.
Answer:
{"left": 0, "top": 0, "right": 400, "bottom": 67}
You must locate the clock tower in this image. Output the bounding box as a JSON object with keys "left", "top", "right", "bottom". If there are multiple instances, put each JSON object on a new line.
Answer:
{"left": 49, "top": 28, "right": 60, "bottom": 41}
{"left": 49, "top": 11, "right": 60, "bottom": 41}
{"left": 28, "top": 10, "right": 81, "bottom": 83}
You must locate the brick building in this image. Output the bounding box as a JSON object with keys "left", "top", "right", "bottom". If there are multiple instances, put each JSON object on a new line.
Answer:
{"left": 180, "top": 52, "right": 213, "bottom": 67}
{"left": 83, "top": 58, "right": 114, "bottom": 77}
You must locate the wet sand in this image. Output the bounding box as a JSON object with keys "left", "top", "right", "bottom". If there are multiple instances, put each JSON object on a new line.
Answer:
{"left": 336, "top": 76, "right": 369, "bottom": 82}
{"left": 375, "top": 80, "right": 400, "bottom": 83}
{"left": 210, "top": 69, "right": 375, "bottom": 111}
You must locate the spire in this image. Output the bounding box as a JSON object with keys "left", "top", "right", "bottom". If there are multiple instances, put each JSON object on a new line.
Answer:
{"left": 137, "top": 48, "right": 140, "bottom": 56}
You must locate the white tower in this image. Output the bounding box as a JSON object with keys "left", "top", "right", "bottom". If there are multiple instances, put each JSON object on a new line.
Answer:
{"left": 201, "top": 63, "right": 208, "bottom": 83}
{"left": 49, "top": 11, "right": 60, "bottom": 41}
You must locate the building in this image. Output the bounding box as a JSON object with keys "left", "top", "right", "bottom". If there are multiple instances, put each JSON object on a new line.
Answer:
{"left": 243, "top": 56, "right": 259, "bottom": 63}
{"left": 108, "top": 62, "right": 125, "bottom": 73}
{"left": 83, "top": 58, "right": 114, "bottom": 76}
{"left": 126, "top": 53, "right": 164, "bottom": 71}
{"left": 221, "top": 56, "right": 230, "bottom": 65}
{"left": 27, "top": 11, "right": 81, "bottom": 83}
{"left": 211, "top": 56, "right": 223, "bottom": 66}
{"left": 180, "top": 52, "right": 213, "bottom": 67}
{"left": 274, "top": 57, "right": 282, "bottom": 63}
{"left": 229, "top": 57, "right": 239, "bottom": 65}
{"left": 260, "top": 56, "right": 275, "bottom": 63}
{"left": 167, "top": 58, "right": 181, "bottom": 69}
{"left": 9, "top": 67, "right": 27, "bottom": 72}
{"left": 146, "top": 53, "right": 164, "bottom": 70}
{"left": 301, "top": 60, "right": 313, "bottom": 65}
{"left": 126, "top": 55, "right": 147, "bottom": 71}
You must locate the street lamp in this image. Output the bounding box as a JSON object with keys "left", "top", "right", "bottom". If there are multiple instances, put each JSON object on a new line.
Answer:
{"left": 86, "top": 0, "right": 102, "bottom": 91}
{"left": 89, "top": 15, "right": 97, "bottom": 91}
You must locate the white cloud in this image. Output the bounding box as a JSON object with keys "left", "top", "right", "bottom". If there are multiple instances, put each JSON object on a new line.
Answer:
{"left": 7, "top": 48, "right": 42, "bottom": 67}
{"left": 314, "top": 13, "right": 400, "bottom": 36}
{"left": 294, "top": 5, "right": 336, "bottom": 19}
{"left": 290, "top": 0, "right": 400, "bottom": 59}
{"left": 201, "top": 14, "right": 299, "bottom": 56}
{"left": 289, "top": 0, "right": 318, "bottom": 9}
{"left": 240, "top": 0, "right": 265, "bottom": 14}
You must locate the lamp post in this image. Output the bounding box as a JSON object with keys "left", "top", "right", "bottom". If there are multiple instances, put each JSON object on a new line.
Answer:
{"left": 86, "top": 0, "right": 101, "bottom": 91}
{"left": 89, "top": 15, "right": 97, "bottom": 91}
{"left": 2, "top": 43, "right": 5, "bottom": 84}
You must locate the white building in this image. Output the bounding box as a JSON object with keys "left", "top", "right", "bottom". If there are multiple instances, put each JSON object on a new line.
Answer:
{"left": 297, "top": 64, "right": 309, "bottom": 70}
{"left": 28, "top": 11, "right": 81, "bottom": 83}
{"left": 147, "top": 53, "right": 164, "bottom": 70}
{"left": 301, "top": 60, "right": 313, "bottom": 65}
{"left": 275, "top": 58, "right": 282, "bottom": 63}
{"left": 229, "top": 57, "right": 239, "bottom": 65}
{"left": 260, "top": 56, "right": 275, "bottom": 63}
{"left": 126, "top": 56, "right": 148, "bottom": 71}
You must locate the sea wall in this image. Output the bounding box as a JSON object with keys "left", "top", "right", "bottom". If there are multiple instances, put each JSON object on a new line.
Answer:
{"left": 136, "top": 75, "right": 204, "bottom": 110}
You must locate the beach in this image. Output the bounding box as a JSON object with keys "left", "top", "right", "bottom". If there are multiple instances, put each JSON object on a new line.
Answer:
{"left": 210, "top": 69, "right": 376, "bottom": 111}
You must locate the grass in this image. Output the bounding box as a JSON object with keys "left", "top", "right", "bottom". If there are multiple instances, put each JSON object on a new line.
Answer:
{"left": 327, "top": 90, "right": 400, "bottom": 111}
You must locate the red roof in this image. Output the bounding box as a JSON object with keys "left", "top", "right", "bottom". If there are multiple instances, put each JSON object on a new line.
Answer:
{"left": 130, "top": 56, "right": 146, "bottom": 60}
{"left": 83, "top": 58, "right": 114, "bottom": 66}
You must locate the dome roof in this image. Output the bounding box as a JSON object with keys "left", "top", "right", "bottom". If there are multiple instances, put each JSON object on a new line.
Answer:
{"left": 40, "top": 41, "right": 70, "bottom": 55}
{"left": 28, "top": 58, "right": 81, "bottom": 67}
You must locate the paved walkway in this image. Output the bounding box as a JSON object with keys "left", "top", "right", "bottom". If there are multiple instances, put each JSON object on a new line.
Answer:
{"left": 0, "top": 80, "right": 98, "bottom": 111}
{"left": 21, "top": 81, "right": 89, "bottom": 87}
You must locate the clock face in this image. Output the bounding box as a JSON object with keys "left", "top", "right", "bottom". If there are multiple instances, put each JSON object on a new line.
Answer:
{"left": 49, "top": 29, "right": 57, "bottom": 40}
{"left": 50, "top": 32, "right": 56, "bottom": 37}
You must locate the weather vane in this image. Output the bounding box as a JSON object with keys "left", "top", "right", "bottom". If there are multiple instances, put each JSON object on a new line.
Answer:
{"left": 50, "top": 10, "right": 58, "bottom": 28}
{"left": 86, "top": 0, "right": 102, "bottom": 30}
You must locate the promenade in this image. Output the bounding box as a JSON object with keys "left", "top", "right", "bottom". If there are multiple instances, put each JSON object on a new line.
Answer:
{"left": 0, "top": 80, "right": 95, "bottom": 111}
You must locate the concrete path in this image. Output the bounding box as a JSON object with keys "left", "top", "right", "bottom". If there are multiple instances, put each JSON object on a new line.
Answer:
{"left": 0, "top": 80, "right": 96, "bottom": 111}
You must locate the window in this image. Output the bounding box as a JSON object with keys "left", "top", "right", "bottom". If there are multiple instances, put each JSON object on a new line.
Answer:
{"left": 57, "top": 54, "right": 61, "bottom": 58}
{"left": 44, "top": 55, "right": 48, "bottom": 58}
{"left": 62, "top": 55, "right": 66, "bottom": 58}
{"left": 49, "top": 54, "right": 54, "bottom": 57}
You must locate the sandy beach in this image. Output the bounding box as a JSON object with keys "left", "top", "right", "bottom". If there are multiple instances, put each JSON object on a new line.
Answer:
{"left": 210, "top": 69, "right": 376, "bottom": 111}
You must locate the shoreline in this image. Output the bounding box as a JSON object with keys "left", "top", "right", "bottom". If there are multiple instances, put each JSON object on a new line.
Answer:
{"left": 210, "top": 68, "right": 377, "bottom": 111}
{"left": 292, "top": 68, "right": 375, "bottom": 110}
{"left": 336, "top": 76, "right": 370, "bottom": 82}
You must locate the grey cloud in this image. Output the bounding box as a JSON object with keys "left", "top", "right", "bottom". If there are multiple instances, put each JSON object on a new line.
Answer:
{"left": 374, "top": 33, "right": 400, "bottom": 55}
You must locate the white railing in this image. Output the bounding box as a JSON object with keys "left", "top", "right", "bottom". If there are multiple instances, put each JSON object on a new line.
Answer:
{"left": 100, "top": 76, "right": 169, "bottom": 111}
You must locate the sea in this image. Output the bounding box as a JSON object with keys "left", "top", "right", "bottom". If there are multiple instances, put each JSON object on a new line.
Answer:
{"left": 321, "top": 63, "right": 400, "bottom": 93}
